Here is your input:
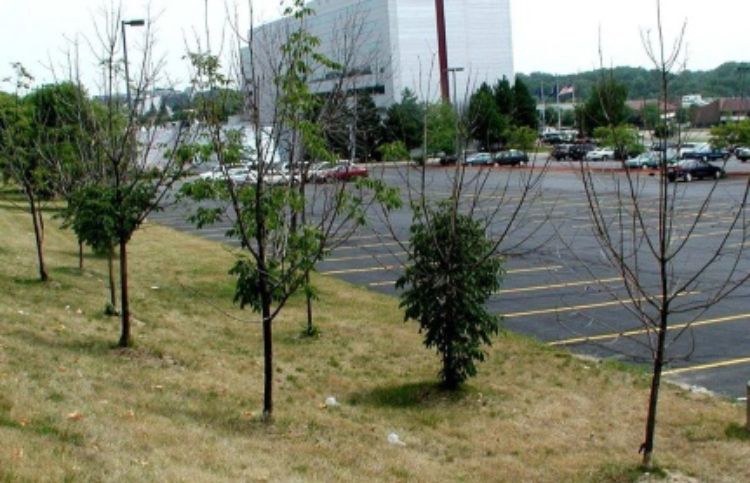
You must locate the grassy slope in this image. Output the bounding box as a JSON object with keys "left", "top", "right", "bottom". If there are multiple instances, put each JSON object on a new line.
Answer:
{"left": 0, "top": 190, "right": 748, "bottom": 482}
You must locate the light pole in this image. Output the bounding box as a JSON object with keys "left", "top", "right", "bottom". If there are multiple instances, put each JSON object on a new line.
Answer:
{"left": 121, "top": 19, "right": 145, "bottom": 109}
{"left": 447, "top": 67, "right": 464, "bottom": 162}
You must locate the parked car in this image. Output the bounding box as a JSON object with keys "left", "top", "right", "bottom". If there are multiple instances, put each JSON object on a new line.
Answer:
{"left": 463, "top": 152, "right": 494, "bottom": 166}
{"left": 494, "top": 149, "right": 529, "bottom": 166}
{"left": 677, "top": 142, "right": 700, "bottom": 159}
{"left": 624, "top": 150, "right": 679, "bottom": 169}
{"left": 326, "top": 162, "right": 368, "bottom": 182}
{"left": 585, "top": 147, "right": 615, "bottom": 161}
{"left": 667, "top": 159, "right": 725, "bottom": 182}
{"left": 681, "top": 144, "right": 730, "bottom": 161}
{"left": 735, "top": 146, "right": 750, "bottom": 162}
{"left": 568, "top": 143, "right": 596, "bottom": 161}
{"left": 624, "top": 152, "right": 659, "bottom": 169}
{"left": 228, "top": 167, "right": 257, "bottom": 184}
{"left": 439, "top": 154, "right": 459, "bottom": 165}
{"left": 307, "top": 162, "right": 336, "bottom": 182}
{"left": 198, "top": 168, "right": 225, "bottom": 181}
{"left": 550, "top": 144, "right": 572, "bottom": 161}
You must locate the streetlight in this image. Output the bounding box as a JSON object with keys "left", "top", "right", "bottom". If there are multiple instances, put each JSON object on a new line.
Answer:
{"left": 121, "top": 19, "right": 145, "bottom": 109}
{"left": 447, "top": 67, "right": 464, "bottom": 163}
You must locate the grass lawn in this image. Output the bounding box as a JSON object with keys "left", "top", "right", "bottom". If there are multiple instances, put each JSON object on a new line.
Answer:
{"left": 1, "top": 187, "right": 749, "bottom": 482}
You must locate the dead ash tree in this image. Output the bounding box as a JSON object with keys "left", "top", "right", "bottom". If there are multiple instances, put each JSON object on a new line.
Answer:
{"left": 569, "top": 0, "right": 750, "bottom": 468}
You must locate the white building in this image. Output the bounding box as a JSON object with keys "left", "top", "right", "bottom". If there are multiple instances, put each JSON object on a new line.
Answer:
{"left": 242, "top": 0, "right": 514, "bottom": 110}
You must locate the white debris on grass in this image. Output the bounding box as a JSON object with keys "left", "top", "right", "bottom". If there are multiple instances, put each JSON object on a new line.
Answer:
{"left": 387, "top": 432, "right": 406, "bottom": 446}
{"left": 324, "top": 396, "right": 339, "bottom": 407}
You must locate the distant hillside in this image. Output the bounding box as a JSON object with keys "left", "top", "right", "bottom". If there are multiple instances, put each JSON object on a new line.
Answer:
{"left": 518, "top": 62, "right": 750, "bottom": 102}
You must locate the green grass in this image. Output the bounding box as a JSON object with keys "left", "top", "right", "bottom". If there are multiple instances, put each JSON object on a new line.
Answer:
{"left": 1, "top": 191, "right": 750, "bottom": 481}
{"left": 725, "top": 422, "right": 750, "bottom": 441}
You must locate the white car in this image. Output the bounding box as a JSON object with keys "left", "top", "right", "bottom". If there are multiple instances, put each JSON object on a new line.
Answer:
{"left": 228, "top": 167, "right": 257, "bottom": 184}
{"left": 198, "top": 168, "right": 225, "bottom": 181}
{"left": 585, "top": 147, "right": 615, "bottom": 161}
{"left": 307, "top": 162, "right": 336, "bottom": 182}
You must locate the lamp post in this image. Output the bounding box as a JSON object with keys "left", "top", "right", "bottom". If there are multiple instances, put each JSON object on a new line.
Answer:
{"left": 447, "top": 67, "right": 464, "bottom": 162}
{"left": 121, "top": 19, "right": 145, "bottom": 109}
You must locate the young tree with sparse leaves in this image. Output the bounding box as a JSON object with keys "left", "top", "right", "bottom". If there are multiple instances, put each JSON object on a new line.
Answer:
{"left": 80, "top": 7, "right": 194, "bottom": 348}
{"left": 181, "top": 0, "right": 399, "bottom": 419}
{"left": 0, "top": 66, "right": 56, "bottom": 282}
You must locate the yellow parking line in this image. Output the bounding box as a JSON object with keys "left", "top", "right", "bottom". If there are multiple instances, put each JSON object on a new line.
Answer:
{"left": 503, "top": 291, "right": 698, "bottom": 319}
{"left": 334, "top": 241, "right": 405, "bottom": 250}
{"left": 503, "top": 265, "right": 563, "bottom": 274}
{"left": 495, "top": 277, "right": 620, "bottom": 295}
{"left": 367, "top": 265, "right": 564, "bottom": 287}
{"left": 550, "top": 312, "right": 750, "bottom": 346}
{"left": 322, "top": 265, "right": 398, "bottom": 276}
{"left": 326, "top": 252, "right": 406, "bottom": 263}
{"left": 663, "top": 356, "right": 750, "bottom": 376}
{"left": 332, "top": 234, "right": 391, "bottom": 242}
{"left": 674, "top": 230, "right": 731, "bottom": 241}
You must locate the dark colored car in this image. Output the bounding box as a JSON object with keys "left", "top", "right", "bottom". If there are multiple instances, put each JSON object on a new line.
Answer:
{"left": 463, "top": 152, "right": 494, "bottom": 166}
{"left": 568, "top": 143, "right": 596, "bottom": 161}
{"left": 439, "top": 154, "right": 458, "bottom": 165}
{"left": 494, "top": 149, "right": 529, "bottom": 166}
{"left": 681, "top": 146, "right": 730, "bottom": 161}
{"left": 550, "top": 144, "right": 572, "bottom": 161}
{"left": 667, "top": 159, "right": 725, "bottom": 182}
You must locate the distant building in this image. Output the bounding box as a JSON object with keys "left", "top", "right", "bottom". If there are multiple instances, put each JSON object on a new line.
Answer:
{"left": 681, "top": 94, "right": 710, "bottom": 108}
{"left": 691, "top": 98, "right": 750, "bottom": 127}
{"left": 625, "top": 99, "right": 678, "bottom": 122}
{"left": 241, "top": 0, "right": 514, "bottom": 115}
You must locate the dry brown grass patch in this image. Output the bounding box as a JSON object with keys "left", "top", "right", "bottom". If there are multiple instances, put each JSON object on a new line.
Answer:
{"left": 0, "top": 198, "right": 748, "bottom": 481}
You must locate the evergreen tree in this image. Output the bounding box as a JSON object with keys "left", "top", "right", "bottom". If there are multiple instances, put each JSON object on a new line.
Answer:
{"left": 512, "top": 77, "right": 538, "bottom": 129}
{"left": 493, "top": 77, "right": 514, "bottom": 117}
{"left": 383, "top": 89, "right": 423, "bottom": 150}
{"left": 353, "top": 92, "right": 383, "bottom": 162}
{"left": 468, "top": 83, "right": 509, "bottom": 151}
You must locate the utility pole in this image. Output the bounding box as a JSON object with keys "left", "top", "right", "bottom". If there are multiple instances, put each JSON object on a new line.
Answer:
{"left": 435, "top": 0, "right": 450, "bottom": 101}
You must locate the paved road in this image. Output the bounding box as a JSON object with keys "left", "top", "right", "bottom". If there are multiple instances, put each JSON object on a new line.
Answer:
{"left": 151, "top": 161, "right": 750, "bottom": 400}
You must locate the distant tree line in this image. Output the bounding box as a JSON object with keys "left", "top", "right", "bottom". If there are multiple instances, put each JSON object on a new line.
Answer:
{"left": 520, "top": 62, "right": 750, "bottom": 102}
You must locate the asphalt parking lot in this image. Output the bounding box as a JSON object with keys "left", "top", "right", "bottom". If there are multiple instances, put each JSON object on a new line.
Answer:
{"left": 151, "top": 159, "right": 750, "bottom": 400}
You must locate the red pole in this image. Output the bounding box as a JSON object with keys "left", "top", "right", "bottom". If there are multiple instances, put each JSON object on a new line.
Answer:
{"left": 435, "top": 0, "right": 449, "bottom": 101}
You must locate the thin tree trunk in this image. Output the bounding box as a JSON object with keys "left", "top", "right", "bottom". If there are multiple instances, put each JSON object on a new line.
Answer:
{"left": 262, "top": 298, "right": 273, "bottom": 418}
{"left": 118, "top": 239, "right": 130, "bottom": 348}
{"left": 108, "top": 246, "right": 117, "bottom": 311}
{"left": 641, "top": 318, "right": 668, "bottom": 468}
{"left": 79, "top": 240, "right": 84, "bottom": 270}
{"left": 27, "top": 187, "right": 48, "bottom": 282}
{"left": 306, "top": 277, "right": 314, "bottom": 336}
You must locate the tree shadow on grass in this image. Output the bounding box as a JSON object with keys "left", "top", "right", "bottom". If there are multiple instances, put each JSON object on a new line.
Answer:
{"left": 348, "top": 381, "right": 474, "bottom": 409}
{"left": 146, "top": 397, "right": 281, "bottom": 436}
{"left": 10, "top": 276, "right": 47, "bottom": 286}
{"left": 10, "top": 328, "right": 117, "bottom": 357}
{"left": 50, "top": 266, "right": 84, "bottom": 277}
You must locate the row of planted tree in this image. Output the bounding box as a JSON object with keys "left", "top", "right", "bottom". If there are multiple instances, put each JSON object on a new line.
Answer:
{"left": 2, "top": 0, "right": 750, "bottom": 472}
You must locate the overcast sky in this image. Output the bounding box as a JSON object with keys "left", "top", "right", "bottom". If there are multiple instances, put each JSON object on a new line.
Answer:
{"left": 1, "top": 0, "right": 748, "bottom": 91}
